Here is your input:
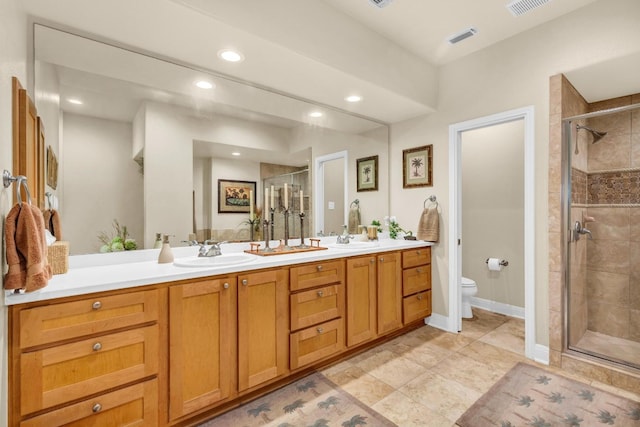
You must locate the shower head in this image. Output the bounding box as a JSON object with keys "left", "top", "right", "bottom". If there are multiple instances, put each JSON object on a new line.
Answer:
{"left": 576, "top": 124, "right": 607, "bottom": 144}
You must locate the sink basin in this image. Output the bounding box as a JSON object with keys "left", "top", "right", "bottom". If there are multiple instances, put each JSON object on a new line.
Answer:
{"left": 326, "top": 241, "right": 379, "bottom": 250}
{"left": 174, "top": 253, "right": 257, "bottom": 268}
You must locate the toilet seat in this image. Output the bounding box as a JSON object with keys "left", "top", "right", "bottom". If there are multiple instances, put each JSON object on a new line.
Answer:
{"left": 461, "top": 277, "right": 476, "bottom": 287}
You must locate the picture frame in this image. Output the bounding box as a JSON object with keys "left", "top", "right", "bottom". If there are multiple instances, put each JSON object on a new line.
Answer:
{"left": 403, "top": 145, "right": 433, "bottom": 188}
{"left": 217, "top": 179, "right": 256, "bottom": 213}
{"left": 356, "top": 155, "right": 378, "bottom": 192}
{"left": 46, "top": 145, "right": 58, "bottom": 190}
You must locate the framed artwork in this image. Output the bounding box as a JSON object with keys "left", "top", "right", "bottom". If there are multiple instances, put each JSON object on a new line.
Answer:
{"left": 356, "top": 155, "right": 378, "bottom": 192}
{"left": 46, "top": 145, "right": 58, "bottom": 189}
{"left": 403, "top": 145, "right": 433, "bottom": 188}
{"left": 217, "top": 179, "right": 256, "bottom": 213}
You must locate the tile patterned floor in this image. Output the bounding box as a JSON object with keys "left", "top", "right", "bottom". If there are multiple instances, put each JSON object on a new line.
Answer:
{"left": 320, "top": 308, "right": 640, "bottom": 427}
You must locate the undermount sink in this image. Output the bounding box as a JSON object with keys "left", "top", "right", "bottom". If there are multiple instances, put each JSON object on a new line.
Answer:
{"left": 326, "top": 241, "right": 379, "bottom": 250}
{"left": 173, "top": 253, "right": 257, "bottom": 268}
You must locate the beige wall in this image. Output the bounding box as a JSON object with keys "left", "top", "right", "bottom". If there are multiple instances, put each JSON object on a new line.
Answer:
{"left": 0, "top": 2, "right": 28, "bottom": 424}
{"left": 391, "top": 0, "right": 640, "bottom": 346}
{"left": 62, "top": 113, "right": 143, "bottom": 254}
{"left": 323, "top": 158, "right": 346, "bottom": 235}
{"left": 461, "top": 120, "right": 524, "bottom": 308}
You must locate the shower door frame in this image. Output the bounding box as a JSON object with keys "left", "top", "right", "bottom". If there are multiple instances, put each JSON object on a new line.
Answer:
{"left": 562, "top": 102, "right": 640, "bottom": 367}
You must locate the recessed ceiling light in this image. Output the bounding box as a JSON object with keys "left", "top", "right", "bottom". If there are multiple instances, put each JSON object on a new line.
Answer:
{"left": 345, "top": 95, "right": 362, "bottom": 103}
{"left": 218, "top": 49, "right": 244, "bottom": 63}
{"left": 195, "top": 80, "right": 214, "bottom": 89}
{"left": 309, "top": 111, "right": 323, "bottom": 118}
{"left": 67, "top": 98, "right": 83, "bottom": 105}
{"left": 231, "top": 152, "right": 241, "bottom": 156}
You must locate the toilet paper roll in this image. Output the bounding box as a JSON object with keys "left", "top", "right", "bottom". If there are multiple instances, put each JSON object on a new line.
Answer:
{"left": 487, "top": 258, "right": 503, "bottom": 272}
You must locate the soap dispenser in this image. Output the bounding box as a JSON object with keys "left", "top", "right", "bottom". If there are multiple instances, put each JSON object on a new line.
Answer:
{"left": 153, "top": 233, "right": 162, "bottom": 249}
{"left": 158, "top": 234, "right": 174, "bottom": 264}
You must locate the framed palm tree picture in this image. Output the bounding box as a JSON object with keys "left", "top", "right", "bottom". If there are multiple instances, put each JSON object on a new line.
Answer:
{"left": 217, "top": 179, "right": 256, "bottom": 213}
{"left": 356, "top": 155, "right": 378, "bottom": 192}
{"left": 403, "top": 145, "right": 433, "bottom": 188}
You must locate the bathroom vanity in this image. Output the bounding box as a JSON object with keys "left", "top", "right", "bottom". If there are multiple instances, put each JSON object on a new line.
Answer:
{"left": 5, "top": 240, "right": 432, "bottom": 426}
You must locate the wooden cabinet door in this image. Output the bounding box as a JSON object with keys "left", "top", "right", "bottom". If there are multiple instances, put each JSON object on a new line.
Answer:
{"left": 238, "top": 269, "right": 288, "bottom": 391}
{"left": 169, "top": 277, "right": 235, "bottom": 421}
{"left": 346, "top": 256, "right": 377, "bottom": 347}
{"left": 377, "top": 252, "right": 402, "bottom": 335}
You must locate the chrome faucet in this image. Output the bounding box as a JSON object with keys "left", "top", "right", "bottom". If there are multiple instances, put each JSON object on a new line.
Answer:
{"left": 198, "top": 240, "right": 227, "bottom": 257}
{"left": 336, "top": 225, "right": 353, "bottom": 244}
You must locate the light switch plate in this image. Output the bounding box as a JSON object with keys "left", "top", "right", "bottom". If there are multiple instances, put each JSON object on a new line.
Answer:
{"left": 328, "top": 201, "right": 335, "bottom": 210}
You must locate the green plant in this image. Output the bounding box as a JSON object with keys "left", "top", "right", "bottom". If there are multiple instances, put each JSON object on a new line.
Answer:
{"left": 384, "top": 216, "right": 413, "bottom": 239}
{"left": 370, "top": 219, "right": 382, "bottom": 233}
{"left": 98, "top": 219, "right": 137, "bottom": 252}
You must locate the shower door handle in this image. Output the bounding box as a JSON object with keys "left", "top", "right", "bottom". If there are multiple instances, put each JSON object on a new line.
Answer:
{"left": 573, "top": 221, "right": 593, "bottom": 241}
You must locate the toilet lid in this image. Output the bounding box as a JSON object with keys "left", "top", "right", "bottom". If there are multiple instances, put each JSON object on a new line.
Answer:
{"left": 461, "top": 277, "right": 476, "bottom": 287}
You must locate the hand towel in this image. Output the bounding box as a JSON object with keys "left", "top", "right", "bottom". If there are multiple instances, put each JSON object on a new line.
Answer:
{"left": 417, "top": 206, "right": 439, "bottom": 242}
{"left": 43, "top": 209, "right": 63, "bottom": 240}
{"left": 348, "top": 206, "right": 361, "bottom": 234}
{"left": 4, "top": 204, "right": 52, "bottom": 292}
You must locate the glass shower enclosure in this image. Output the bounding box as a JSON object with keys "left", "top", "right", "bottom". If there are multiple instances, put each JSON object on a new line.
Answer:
{"left": 564, "top": 101, "right": 640, "bottom": 369}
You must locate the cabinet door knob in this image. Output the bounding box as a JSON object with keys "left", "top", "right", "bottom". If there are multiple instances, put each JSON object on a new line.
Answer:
{"left": 417, "top": 294, "right": 423, "bottom": 300}
{"left": 370, "top": 259, "right": 375, "bottom": 264}
{"left": 417, "top": 268, "right": 422, "bottom": 273}
{"left": 223, "top": 282, "right": 230, "bottom": 289}
{"left": 92, "top": 301, "right": 102, "bottom": 310}
{"left": 317, "top": 290, "right": 324, "bottom": 297}
{"left": 92, "top": 342, "right": 102, "bottom": 352}
{"left": 242, "top": 279, "right": 248, "bottom": 286}
{"left": 417, "top": 250, "right": 421, "bottom": 255}
{"left": 317, "top": 265, "right": 323, "bottom": 271}
{"left": 317, "top": 327, "right": 323, "bottom": 334}
{"left": 379, "top": 257, "right": 384, "bottom": 262}
{"left": 92, "top": 403, "right": 102, "bottom": 413}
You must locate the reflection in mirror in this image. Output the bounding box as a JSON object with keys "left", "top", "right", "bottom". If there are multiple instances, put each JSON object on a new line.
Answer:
{"left": 34, "top": 24, "right": 389, "bottom": 255}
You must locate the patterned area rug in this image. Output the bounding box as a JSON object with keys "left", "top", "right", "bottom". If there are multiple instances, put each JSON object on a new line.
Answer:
{"left": 457, "top": 362, "right": 640, "bottom": 427}
{"left": 199, "top": 372, "right": 396, "bottom": 427}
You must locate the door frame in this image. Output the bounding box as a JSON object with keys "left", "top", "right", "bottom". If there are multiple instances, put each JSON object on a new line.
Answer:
{"left": 314, "top": 151, "right": 348, "bottom": 236}
{"left": 448, "top": 106, "right": 538, "bottom": 361}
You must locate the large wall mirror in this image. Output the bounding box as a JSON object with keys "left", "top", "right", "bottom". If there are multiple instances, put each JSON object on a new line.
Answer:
{"left": 34, "top": 24, "right": 389, "bottom": 255}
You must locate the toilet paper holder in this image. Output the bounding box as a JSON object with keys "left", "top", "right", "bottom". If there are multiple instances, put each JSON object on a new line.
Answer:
{"left": 485, "top": 258, "right": 509, "bottom": 267}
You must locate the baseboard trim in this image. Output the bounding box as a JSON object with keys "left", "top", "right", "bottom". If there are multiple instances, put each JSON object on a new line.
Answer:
{"left": 534, "top": 344, "right": 550, "bottom": 365}
{"left": 471, "top": 296, "right": 525, "bottom": 319}
{"left": 424, "top": 313, "right": 454, "bottom": 332}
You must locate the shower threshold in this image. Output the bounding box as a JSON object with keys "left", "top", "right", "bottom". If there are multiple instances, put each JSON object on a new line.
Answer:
{"left": 573, "top": 330, "right": 640, "bottom": 370}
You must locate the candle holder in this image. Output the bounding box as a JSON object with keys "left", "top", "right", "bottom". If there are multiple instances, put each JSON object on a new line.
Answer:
{"left": 247, "top": 218, "right": 259, "bottom": 242}
{"left": 282, "top": 209, "right": 292, "bottom": 250}
{"left": 298, "top": 212, "right": 308, "bottom": 248}
{"left": 262, "top": 219, "right": 273, "bottom": 253}
{"left": 270, "top": 208, "right": 275, "bottom": 239}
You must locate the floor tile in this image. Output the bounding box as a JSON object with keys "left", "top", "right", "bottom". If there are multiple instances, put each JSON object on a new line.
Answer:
{"left": 322, "top": 365, "right": 396, "bottom": 406}
{"left": 353, "top": 349, "right": 428, "bottom": 389}
{"left": 478, "top": 317, "right": 525, "bottom": 355}
{"left": 372, "top": 390, "right": 456, "bottom": 427}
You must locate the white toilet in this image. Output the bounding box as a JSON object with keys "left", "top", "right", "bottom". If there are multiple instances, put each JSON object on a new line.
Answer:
{"left": 461, "top": 277, "right": 478, "bottom": 319}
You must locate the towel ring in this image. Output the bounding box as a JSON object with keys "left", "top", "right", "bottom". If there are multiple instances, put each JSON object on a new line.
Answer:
{"left": 3, "top": 170, "right": 31, "bottom": 206}
{"left": 45, "top": 191, "right": 53, "bottom": 210}
{"left": 423, "top": 195, "right": 438, "bottom": 208}
{"left": 350, "top": 199, "right": 360, "bottom": 208}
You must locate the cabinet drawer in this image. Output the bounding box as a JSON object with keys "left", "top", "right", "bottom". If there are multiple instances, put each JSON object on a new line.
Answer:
{"left": 403, "top": 291, "right": 432, "bottom": 324}
{"left": 290, "top": 318, "right": 344, "bottom": 370}
{"left": 291, "top": 284, "right": 344, "bottom": 331}
{"left": 20, "top": 289, "right": 159, "bottom": 349}
{"left": 402, "top": 247, "right": 431, "bottom": 269}
{"left": 402, "top": 264, "right": 431, "bottom": 296}
{"left": 290, "top": 260, "right": 344, "bottom": 291}
{"left": 21, "top": 325, "right": 159, "bottom": 415}
{"left": 20, "top": 378, "right": 158, "bottom": 427}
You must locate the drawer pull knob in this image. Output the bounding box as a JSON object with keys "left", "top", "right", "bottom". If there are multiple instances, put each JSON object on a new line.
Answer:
{"left": 417, "top": 295, "right": 423, "bottom": 300}
{"left": 417, "top": 268, "right": 422, "bottom": 273}
{"left": 92, "top": 342, "right": 102, "bottom": 352}
{"left": 92, "top": 403, "right": 102, "bottom": 413}
{"left": 417, "top": 250, "right": 421, "bottom": 255}
{"left": 317, "top": 327, "right": 323, "bottom": 334}
{"left": 92, "top": 301, "right": 102, "bottom": 310}
{"left": 317, "top": 265, "right": 323, "bottom": 271}
{"left": 223, "top": 282, "right": 230, "bottom": 289}
{"left": 317, "top": 290, "right": 324, "bottom": 297}
{"left": 380, "top": 257, "right": 384, "bottom": 262}
{"left": 242, "top": 279, "right": 248, "bottom": 286}
{"left": 370, "top": 259, "right": 375, "bottom": 264}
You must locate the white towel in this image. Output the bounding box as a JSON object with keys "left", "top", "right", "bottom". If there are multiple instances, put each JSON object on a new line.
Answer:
{"left": 417, "top": 206, "right": 439, "bottom": 242}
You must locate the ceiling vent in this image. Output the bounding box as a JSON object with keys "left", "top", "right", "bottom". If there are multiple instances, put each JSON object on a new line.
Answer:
{"left": 369, "top": 0, "right": 393, "bottom": 8}
{"left": 506, "top": 0, "right": 552, "bottom": 17}
{"left": 447, "top": 27, "right": 478, "bottom": 45}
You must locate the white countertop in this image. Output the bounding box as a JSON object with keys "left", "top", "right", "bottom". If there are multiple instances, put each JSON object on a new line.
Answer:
{"left": 5, "top": 238, "right": 433, "bottom": 306}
